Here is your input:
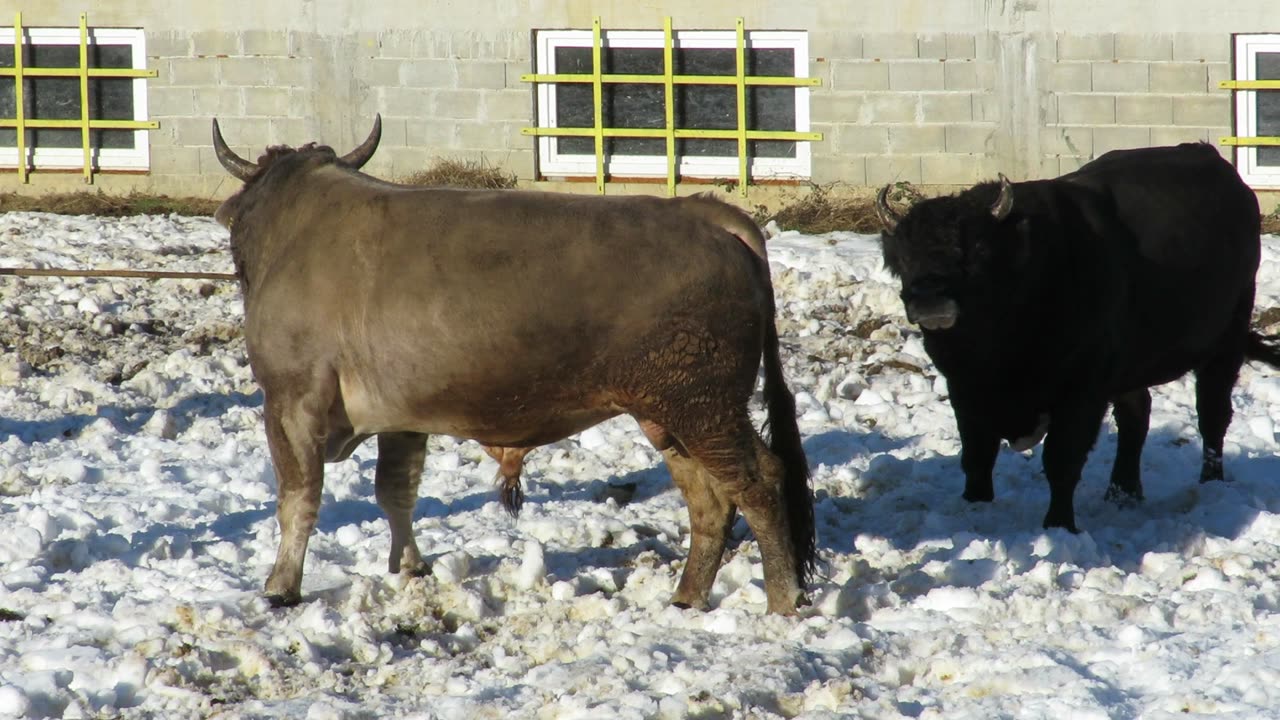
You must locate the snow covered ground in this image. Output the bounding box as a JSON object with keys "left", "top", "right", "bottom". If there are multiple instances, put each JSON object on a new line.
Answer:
{"left": 3, "top": 211, "right": 1280, "bottom": 719}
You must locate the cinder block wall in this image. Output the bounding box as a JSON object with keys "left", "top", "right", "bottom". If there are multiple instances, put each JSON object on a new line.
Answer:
{"left": 2, "top": 0, "right": 1275, "bottom": 209}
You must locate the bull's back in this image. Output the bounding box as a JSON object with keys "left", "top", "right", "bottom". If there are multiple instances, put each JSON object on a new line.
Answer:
{"left": 1058, "top": 144, "right": 1260, "bottom": 386}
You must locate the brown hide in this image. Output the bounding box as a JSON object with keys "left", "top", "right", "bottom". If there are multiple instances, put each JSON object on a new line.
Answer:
{"left": 213, "top": 119, "right": 813, "bottom": 614}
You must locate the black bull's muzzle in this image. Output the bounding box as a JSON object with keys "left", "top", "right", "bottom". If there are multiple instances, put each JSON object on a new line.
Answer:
{"left": 901, "top": 280, "right": 960, "bottom": 330}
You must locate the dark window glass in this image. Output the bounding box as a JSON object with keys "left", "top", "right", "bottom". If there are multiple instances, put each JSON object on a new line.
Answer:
{"left": 1259, "top": 52, "right": 1280, "bottom": 167}
{"left": 0, "top": 41, "right": 136, "bottom": 151}
{"left": 552, "top": 42, "right": 798, "bottom": 164}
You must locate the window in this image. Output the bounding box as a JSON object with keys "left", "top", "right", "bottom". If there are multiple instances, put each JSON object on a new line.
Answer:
{"left": 1230, "top": 34, "right": 1280, "bottom": 188}
{"left": 0, "top": 24, "right": 153, "bottom": 177}
{"left": 528, "top": 22, "right": 817, "bottom": 191}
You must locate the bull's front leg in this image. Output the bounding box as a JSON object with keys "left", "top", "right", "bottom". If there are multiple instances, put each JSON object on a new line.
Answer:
{"left": 1041, "top": 397, "right": 1109, "bottom": 533}
{"left": 262, "top": 394, "right": 328, "bottom": 607}
{"left": 375, "top": 432, "right": 429, "bottom": 577}
{"left": 950, "top": 396, "right": 1000, "bottom": 503}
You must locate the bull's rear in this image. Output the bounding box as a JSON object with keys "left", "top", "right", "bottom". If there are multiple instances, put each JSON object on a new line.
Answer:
{"left": 212, "top": 116, "right": 814, "bottom": 614}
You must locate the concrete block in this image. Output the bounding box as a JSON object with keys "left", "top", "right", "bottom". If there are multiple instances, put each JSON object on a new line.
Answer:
{"left": 457, "top": 60, "right": 508, "bottom": 90}
{"left": 975, "top": 93, "right": 1002, "bottom": 123}
{"left": 1092, "top": 62, "right": 1149, "bottom": 93}
{"left": 375, "top": 30, "right": 418, "bottom": 59}
{"left": 1040, "top": 126, "right": 1093, "bottom": 156}
{"left": 386, "top": 146, "right": 434, "bottom": 179}
{"left": 1038, "top": 157, "right": 1063, "bottom": 178}
{"left": 484, "top": 90, "right": 533, "bottom": 123}
{"left": 919, "top": 34, "right": 947, "bottom": 60}
{"left": 191, "top": 30, "right": 240, "bottom": 57}
{"left": 147, "top": 87, "right": 195, "bottom": 118}
{"left": 1058, "top": 155, "right": 1090, "bottom": 173}
{"left": 402, "top": 59, "right": 459, "bottom": 88}
{"left": 243, "top": 30, "right": 290, "bottom": 57}
{"left": 1150, "top": 63, "right": 1208, "bottom": 93}
{"left": 1116, "top": 95, "right": 1172, "bottom": 125}
{"left": 146, "top": 31, "right": 190, "bottom": 59}
{"left": 1058, "top": 94, "right": 1115, "bottom": 124}
{"left": 812, "top": 154, "right": 867, "bottom": 185}
{"left": 863, "top": 94, "right": 918, "bottom": 123}
{"left": 1206, "top": 63, "right": 1231, "bottom": 92}
{"left": 192, "top": 87, "right": 244, "bottom": 117}
{"left": 360, "top": 58, "right": 406, "bottom": 89}
{"left": 835, "top": 125, "right": 889, "bottom": 154}
{"left": 149, "top": 146, "right": 202, "bottom": 175}
{"left": 1093, "top": 126, "right": 1152, "bottom": 155}
{"left": 458, "top": 119, "right": 517, "bottom": 151}
{"left": 922, "top": 154, "right": 995, "bottom": 185}
{"left": 812, "top": 30, "right": 864, "bottom": 60}
{"left": 1151, "top": 126, "right": 1210, "bottom": 146}
{"left": 267, "top": 118, "right": 310, "bottom": 146}
{"left": 381, "top": 87, "right": 435, "bottom": 117}
{"left": 1173, "top": 95, "right": 1229, "bottom": 127}
{"left": 864, "top": 34, "right": 919, "bottom": 60}
{"left": 219, "top": 57, "right": 273, "bottom": 87}
{"left": 433, "top": 90, "right": 483, "bottom": 120}
{"left": 945, "top": 125, "right": 998, "bottom": 154}
{"left": 889, "top": 126, "right": 945, "bottom": 154}
{"left": 244, "top": 87, "right": 292, "bottom": 118}
{"left": 1047, "top": 63, "right": 1092, "bottom": 92}
{"left": 921, "top": 93, "right": 973, "bottom": 123}
{"left": 1114, "top": 34, "right": 1172, "bottom": 62}
{"left": 831, "top": 60, "right": 890, "bottom": 92}
{"left": 889, "top": 61, "right": 946, "bottom": 91}
{"left": 866, "top": 155, "right": 922, "bottom": 185}
{"left": 943, "top": 60, "right": 992, "bottom": 91}
{"left": 502, "top": 149, "right": 536, "bottom": 180}
{"left": 166, "top": 57, "right": 218, "bottom": 87}
{"left": 946, "top": 34, "right": 977, "bottom": 60}
{"left": 812, "top": 93, "right": 868, "bottom": 123}
{"left": 1173, "top": 34, "right": 1230, "bottom": 63}
{"left": 1057, "top": 33, "right": 1114, "bottom": 61}
{"left": 407, "top": 119, "right": 461, "bottom": 150}
{"left": 270, "top": 59, "right": 311, "bottom": 89}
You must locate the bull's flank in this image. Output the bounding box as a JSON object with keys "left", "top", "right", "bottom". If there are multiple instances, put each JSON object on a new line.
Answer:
{"left": 211, "top": 115, "right": 815, "bottom": 615}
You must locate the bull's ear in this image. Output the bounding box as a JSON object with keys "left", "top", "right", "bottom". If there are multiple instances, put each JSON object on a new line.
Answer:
{"left": 990, "top": 173, "right": 1014, "bottom": 221}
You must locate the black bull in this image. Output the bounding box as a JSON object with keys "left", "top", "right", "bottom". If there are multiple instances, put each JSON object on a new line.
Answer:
{"left": 210, "top": 116, "right": 815, "bottom": 614}
{"left": 877, "top": 143, "right": 1280, "bottom": 532}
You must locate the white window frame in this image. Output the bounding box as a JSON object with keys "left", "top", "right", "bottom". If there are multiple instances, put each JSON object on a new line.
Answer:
{"left": 1233, "top": 33, "right": 1280, "bottom": 189}
{"left": 533, "top": 29, "right": 812, "bottom": 181}
{"left": 0, "top": 27, "right": 150, "bottom": 171}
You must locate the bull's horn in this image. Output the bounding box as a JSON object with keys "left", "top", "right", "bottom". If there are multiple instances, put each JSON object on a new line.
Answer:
{"left": 875, "top": 184, "right": 903, "bottom": 232}
{"left": 991, "top": 173, "right": 1014, "bottom": 221}
{"left": 212, "top": 119, "right": 259, "bottom": 182}
{"left": 338, "top": 114, "right": 382, "bottom": 170}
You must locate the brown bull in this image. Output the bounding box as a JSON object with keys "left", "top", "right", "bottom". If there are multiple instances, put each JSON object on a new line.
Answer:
{"left": 211, "top": 115, "right": 815, "bottom": 614}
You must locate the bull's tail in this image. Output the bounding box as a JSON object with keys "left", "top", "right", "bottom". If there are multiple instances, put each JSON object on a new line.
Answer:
{"left": 760, "top": 273, "right": 817, "bottom": 586}
{"left": 1246, "top": 330, "right": 1280, "bottom": 369}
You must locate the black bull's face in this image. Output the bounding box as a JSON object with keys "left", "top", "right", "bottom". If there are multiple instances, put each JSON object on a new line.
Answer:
{"left": 874, "top": 176, "right": 1016, "bottom": 332}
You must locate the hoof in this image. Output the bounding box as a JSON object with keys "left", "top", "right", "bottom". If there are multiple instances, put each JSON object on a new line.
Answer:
{"left": 1103, "top": 485, "right": 1143, "bottom": 508}
{"left": 266, "top": 591, "right": 301, "bottom": 608}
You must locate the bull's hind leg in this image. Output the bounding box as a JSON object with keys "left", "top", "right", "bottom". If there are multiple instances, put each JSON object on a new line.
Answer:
{"left": 1105, "top": 388, "right": 1151, "bottom": 506}
{"left": 262, "top": 386, "right": 331, "bottom": 606}
{"left": 1196, "top": 348, "right": 1246, "bottom": 483}
{"left": 662, "top": 446, "right": 736, "bottom": 611}
{"left": 681, "top": 418, "right": 804, "bottom": 615}
{"left": 375, "top": 432, "right": 429, "bottom": 577}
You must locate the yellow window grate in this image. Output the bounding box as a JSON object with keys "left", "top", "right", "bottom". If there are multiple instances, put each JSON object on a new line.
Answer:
{"left": 0, "top": 12, "right": 159, "bottom": 183}
{"left": 1219, "top": 79, "right": 1280, "bottom": 147}
{"left": 522, "top": 17, "right": 823, "bottom": 197}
